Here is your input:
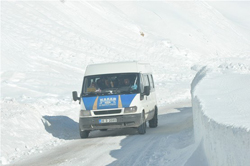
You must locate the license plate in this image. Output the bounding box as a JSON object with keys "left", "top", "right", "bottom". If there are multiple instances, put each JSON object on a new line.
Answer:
{"left": 99, "top": 118, "right": 117, "bottom": 123}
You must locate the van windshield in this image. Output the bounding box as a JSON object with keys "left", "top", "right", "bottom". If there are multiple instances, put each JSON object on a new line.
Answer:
{"left": 82, "top": 73, "right": 139, "bottom": 96}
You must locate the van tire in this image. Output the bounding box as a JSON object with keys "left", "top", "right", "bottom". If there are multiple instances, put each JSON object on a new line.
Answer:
{"left": 149, "top": 107, "right": 158, "bottom": 128}
{"left": 138, "top": 112, "right": 146, "bottom": 134}
{"left": 80, "top": 130, "right": 90, "bottom": 138}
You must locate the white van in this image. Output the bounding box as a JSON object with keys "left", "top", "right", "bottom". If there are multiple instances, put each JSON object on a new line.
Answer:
{"left": 72, "top": 61, "right": 158, "bottom": 138}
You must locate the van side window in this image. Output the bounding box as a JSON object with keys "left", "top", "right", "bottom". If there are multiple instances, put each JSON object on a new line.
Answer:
{"left": 140, "top": 75, "right": 144, "bottom": 93}
{"left": 149, "top": 74, "right": 154, "bottom": 89}
{"left": 151, "top": 75, "right": 155, "bottom": 88}
{"left": 143, "top": 74, "right": 149, "bottom": 87}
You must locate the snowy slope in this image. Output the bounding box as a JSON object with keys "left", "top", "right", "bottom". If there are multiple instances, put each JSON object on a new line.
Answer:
{"left": 1, "top": 1, "right": 250, "bottom": 165}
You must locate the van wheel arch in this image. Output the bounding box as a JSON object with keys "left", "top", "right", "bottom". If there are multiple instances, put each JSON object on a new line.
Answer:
{"left": 149, "top": 106, "right": 158, "bottom": 128}
{"left": 79, "top": 128, "right": 90, "bottom": 138}
{"left": 138, "top": 110, "right": 146, "bottom": 134}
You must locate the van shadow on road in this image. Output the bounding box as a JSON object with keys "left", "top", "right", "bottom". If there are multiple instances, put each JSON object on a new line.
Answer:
{"left": 41, "top": 106, "right": 193, "bottom": 142}
{"left": 42, "top": 115, "right": 79, "bottom": 140}
{"left": 108, "top": 106, "right": 194, "bottom": 166}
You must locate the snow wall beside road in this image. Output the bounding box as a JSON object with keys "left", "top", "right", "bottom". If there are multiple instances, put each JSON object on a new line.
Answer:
{"left": 190, "top": 61, "right": 250, "bottom": 166}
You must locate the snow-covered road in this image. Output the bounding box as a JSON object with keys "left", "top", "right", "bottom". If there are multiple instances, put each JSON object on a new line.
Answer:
{"left": 2, "top": 1, "right": 250, "bottom": 165}
{"left": 10, "top": 102, "right": 194, "bottom": 166}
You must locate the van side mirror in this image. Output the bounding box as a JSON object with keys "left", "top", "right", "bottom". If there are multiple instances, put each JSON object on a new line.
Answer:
{"left": 144, "top": 86, "right": 150, "bottom": 96}
{"left": 72, "top": 91, "right": 80, "bottom": 101}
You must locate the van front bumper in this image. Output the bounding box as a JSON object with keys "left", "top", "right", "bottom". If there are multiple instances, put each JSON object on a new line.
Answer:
{"left": 79, "top": 113, "right": 142, "bottom": 130}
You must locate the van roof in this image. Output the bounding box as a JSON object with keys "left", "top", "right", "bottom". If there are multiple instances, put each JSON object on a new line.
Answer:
{"left": 84, "top": 61, "right": 152, "bottom": 76}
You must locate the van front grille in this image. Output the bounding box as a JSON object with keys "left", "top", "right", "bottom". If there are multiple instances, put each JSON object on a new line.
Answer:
{"left": 94, "top": 109, "right": 121, "bottom": 115}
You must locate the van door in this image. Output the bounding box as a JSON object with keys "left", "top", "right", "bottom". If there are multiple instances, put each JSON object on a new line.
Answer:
{"left": 141, "top": 74, "right": 156, "bottom": 120}
{"left": 141, "top": 74, "right": 150, "bottom": 117}
{"left": 148, "top": 74, "right": 156, "bottom": 112}
{"left": 145, "top": 74, "right": 154, "bottom": 113}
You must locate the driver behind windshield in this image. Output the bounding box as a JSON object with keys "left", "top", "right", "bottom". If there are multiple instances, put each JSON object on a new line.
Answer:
{"left": 123, "top": 78, "right": 131, "bottom": 86}
{"left": 123, "top": 77, "right": 137, "bottom": 90}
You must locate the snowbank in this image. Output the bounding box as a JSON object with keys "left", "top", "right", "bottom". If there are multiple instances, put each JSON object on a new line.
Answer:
{"left": 191, "top": 59, "right": 250, "bottom": 166}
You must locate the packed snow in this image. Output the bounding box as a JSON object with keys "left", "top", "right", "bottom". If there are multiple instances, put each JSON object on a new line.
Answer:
{"left": 191, "top": 60, "right": 250, "bottom": 166}
{"left": 1, "top": 1, "right": 250, "bottom": 166}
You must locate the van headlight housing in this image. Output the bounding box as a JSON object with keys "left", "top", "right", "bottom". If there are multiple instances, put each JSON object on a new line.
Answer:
{"left": 80, "top": 110, "right": 91, "bottom": 116}
{"left": 124, "top": 106, "right": 137, "bottom": 113}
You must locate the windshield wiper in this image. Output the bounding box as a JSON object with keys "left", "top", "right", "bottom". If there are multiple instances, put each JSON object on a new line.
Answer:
{"left": 120, "top": 91, "right": 134, "bottom": 94}
{"left": 82, "top": 92, "right": 98, "bottom": 96}
{"left": 99, "top": 91, "right": 113, "bottom": 95}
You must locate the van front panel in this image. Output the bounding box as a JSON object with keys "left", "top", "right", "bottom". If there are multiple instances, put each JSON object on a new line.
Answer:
{"left": 82, "top": 94, "right": 137, "bottom": 111}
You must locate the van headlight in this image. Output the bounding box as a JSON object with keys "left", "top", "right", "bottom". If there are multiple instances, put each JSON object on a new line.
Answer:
{"left": 80, "top": 110, "right": 91, "bottom": 116}
{"left": 124, "top": 106, "right": 137, "bottom": 113}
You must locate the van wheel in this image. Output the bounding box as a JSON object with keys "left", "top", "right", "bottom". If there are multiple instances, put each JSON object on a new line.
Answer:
{"left": 149, "top": 107, "right": 158, "bottom": 128}
{"left": 80, "top": 129, "right": 90, "bottom": 138}
{"left": 138, "top": 112, "right": 146, "bottom": 134}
